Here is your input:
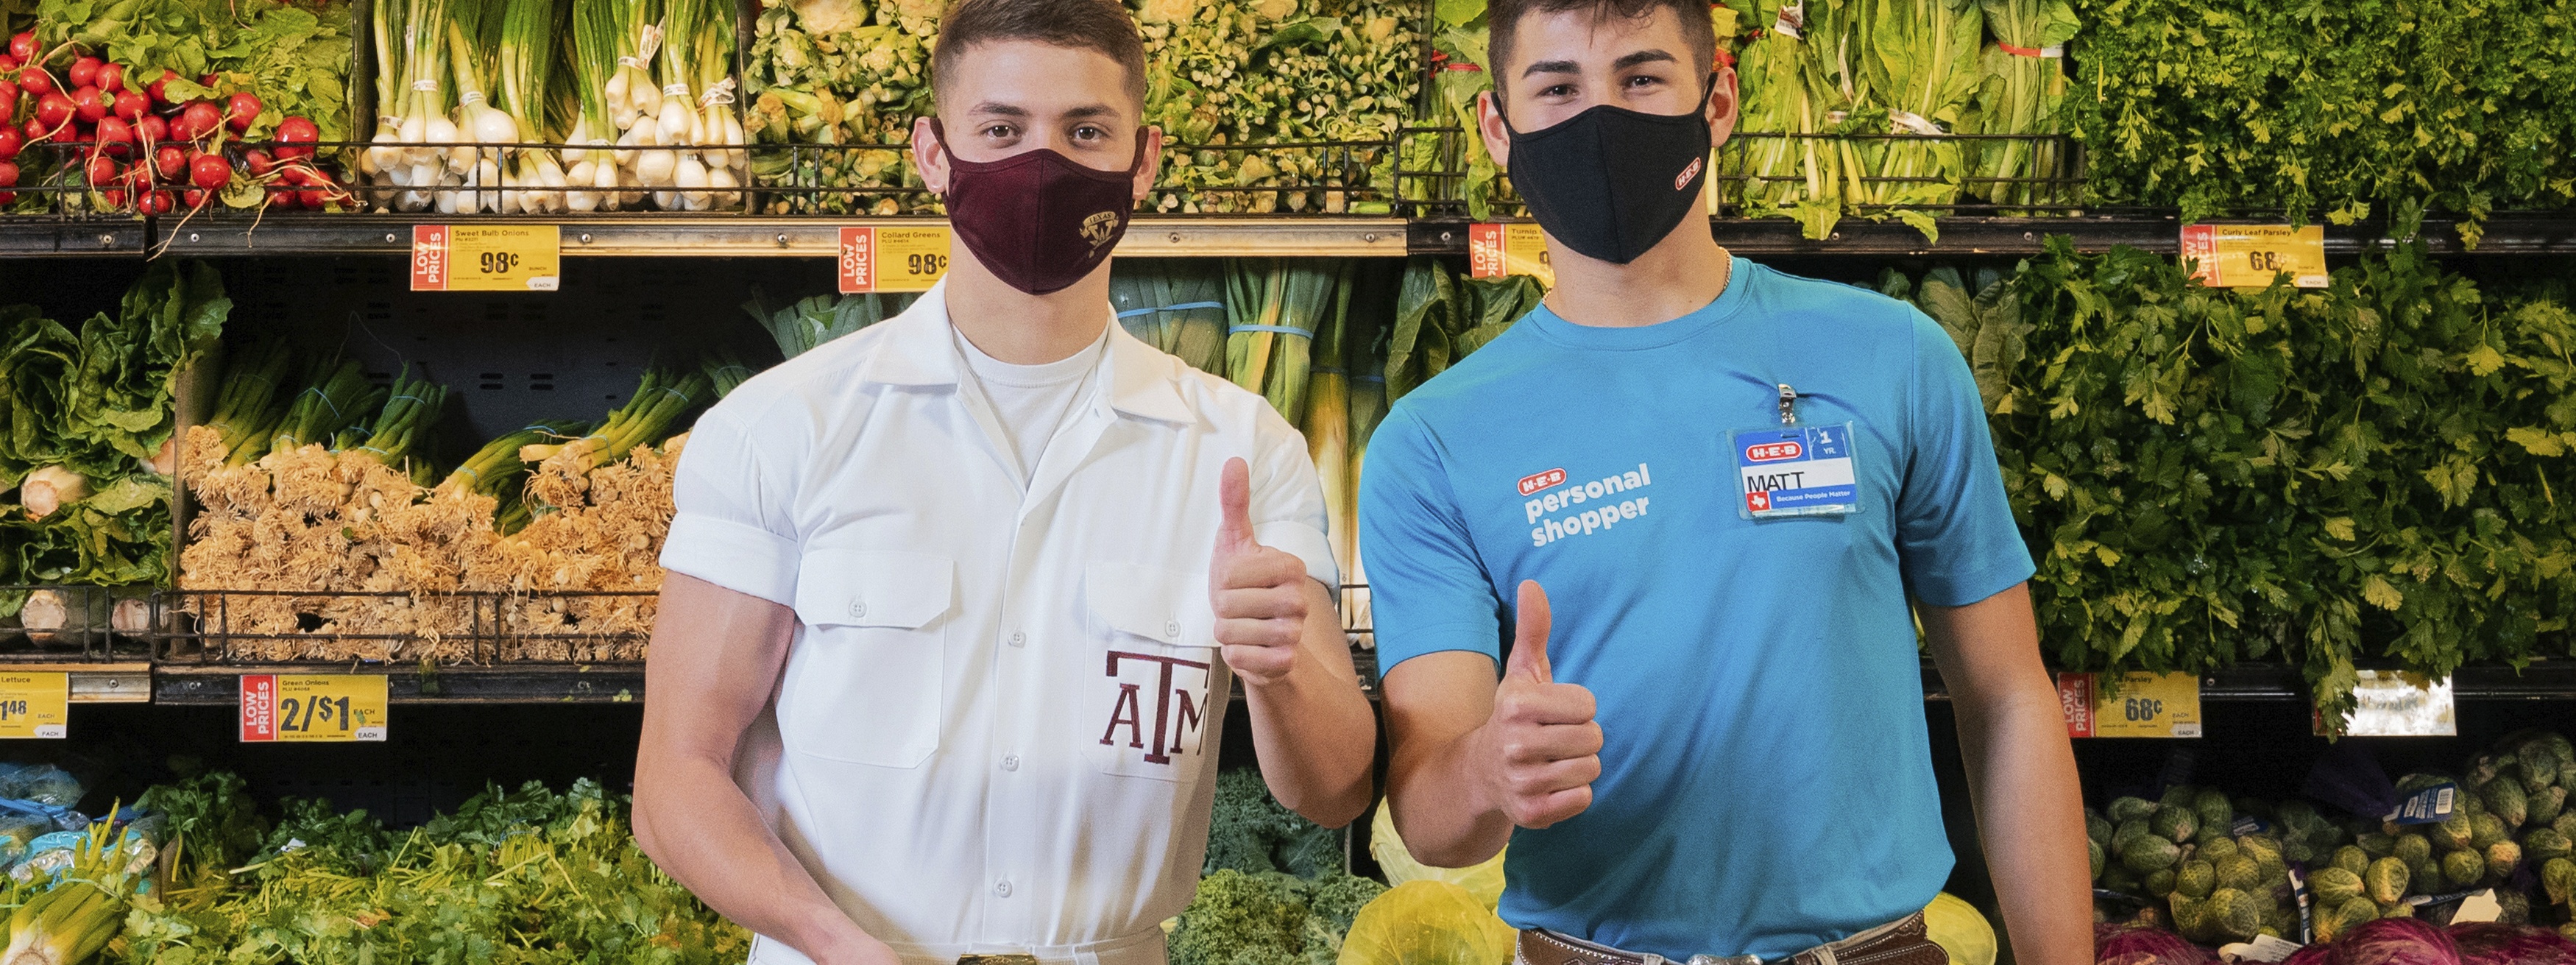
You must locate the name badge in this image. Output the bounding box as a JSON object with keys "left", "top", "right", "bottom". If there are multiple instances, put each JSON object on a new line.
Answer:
{"left": 1732, "top": 423, "right": 1861, "bottom": 519}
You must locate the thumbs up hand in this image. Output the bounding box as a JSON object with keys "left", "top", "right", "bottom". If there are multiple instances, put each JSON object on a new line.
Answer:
{"left": 1211, "top": 457, "right": 1311, "bottom": 687}
{"left": 1485, "top": 581, "right": 1601, "bottom": 830}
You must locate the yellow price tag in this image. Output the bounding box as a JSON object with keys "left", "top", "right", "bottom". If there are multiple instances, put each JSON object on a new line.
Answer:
{"left": 240, "top": 674, "right": 388, "bottom": 742}
{"left": 1467, "top": 223, "right": 1554, "bottom": 288}
{"left": 838, "top": 225, "right": 952, "bottom": 293}
{"left": 0, "top": 674, "right": 69, "bottom": 739}
{"left": 2180, "top": 224, "right": 2327, "bottom": 289}
{"left": 2057, "top": 671, "right": 2202, "bottom": 738}
{"left": 411, "top": 225, "right": 562, "bottom": 291}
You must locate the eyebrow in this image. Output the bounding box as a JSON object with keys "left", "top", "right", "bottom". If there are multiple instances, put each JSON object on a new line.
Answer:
{"left": 1520, "top": 48, "right": 1680, "bottom": 79}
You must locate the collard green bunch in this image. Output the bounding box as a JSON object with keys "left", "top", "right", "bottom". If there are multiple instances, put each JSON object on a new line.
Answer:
{"left": 1889, "top": 239, "right": 2576, "bottom": 724}
{"left": 1384, "top": 256, "right": 1542, "bottom": 402}
{"left": 116, "top": 778, "right": 751, "bottom": 964}
{"left": 2069, "top": 0, "right": 2576, "bottom": 239}
{"left": 743, "top": 0, "right": 1420, "bottom": 215}
{"left": 2089, "top": 787, "right": 2343, "bottom": 943}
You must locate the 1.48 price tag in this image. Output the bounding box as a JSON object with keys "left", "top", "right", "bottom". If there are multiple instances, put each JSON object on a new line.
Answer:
{"left": 411, "top": 225, "right": 563, "bottom": 291}
{"left": 839, "top": 225, "right": 952, "bottom": 294}
{"left": 0, "top": 674, "right": 68, "bottom": 739}
{"left": 2059, "top": 671, "right": 2203, "bottom": 738}
{"left": 1467, "top": 223, "right": 1554, "bottom": 288}
{"left": 2180, "top": 224, "right": 2327, "bottom": 289}
{"left": 241, "top": 674, "right": 388, "bottom": 742}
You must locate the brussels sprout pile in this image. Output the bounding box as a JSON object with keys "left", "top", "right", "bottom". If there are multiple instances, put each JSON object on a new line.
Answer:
{"left": 2090, "top": 785, "right": 2333, "bottom": 944}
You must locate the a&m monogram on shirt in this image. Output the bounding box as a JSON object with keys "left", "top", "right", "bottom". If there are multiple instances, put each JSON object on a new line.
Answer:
{"left": 1100, "top": 650, "right": 1214, "bottom": 768}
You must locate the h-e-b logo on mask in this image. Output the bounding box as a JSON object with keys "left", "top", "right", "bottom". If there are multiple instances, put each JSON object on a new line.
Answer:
{"left": 1080, "top": 211, "right": 1122, "bottom": 250}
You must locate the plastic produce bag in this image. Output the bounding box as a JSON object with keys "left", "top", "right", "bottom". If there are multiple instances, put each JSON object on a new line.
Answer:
{"left": 1924, "top": 894, "right": 1995, "bottom": 965}
{"left": 0, "top": 764, "right": 85, "bottom": 807}
{"left": 1369, "top": 801, "right": 1506, "bottom": 911}
{"left": 1338, "top": 880, "right": 1514, "bottom": 965}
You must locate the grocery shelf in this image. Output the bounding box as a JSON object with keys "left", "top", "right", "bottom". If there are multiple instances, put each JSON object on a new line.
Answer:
{"left": 11, "top": 210, "right": 2575, "bottom": 259}
{"left": 143, "top": 213, "right": 1415, "bottom": 258}
{"left": 1922, "top": 660, "right": 2576, "bottom": 704}
{"left": 152, "top": 662, "right": 646, "bottom": 705}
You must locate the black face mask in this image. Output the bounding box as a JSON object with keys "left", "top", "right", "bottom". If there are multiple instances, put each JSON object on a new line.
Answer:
{"left": 1501, "top": 82, "right": 1713, "bottom": 264}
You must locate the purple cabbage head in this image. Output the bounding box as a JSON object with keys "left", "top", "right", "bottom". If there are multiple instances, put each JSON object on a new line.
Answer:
{"left": 2446, "top": 922, "right": 2576, "bottom": 965}
{"left": 2096, "top": 922, "right": 2215, "bottom": 965}
{"left": 2282, "top": 946, "right": 2332, "bottom": 965}
{"left": 2330, "top": 918, "right": 2461, "bottom": 965}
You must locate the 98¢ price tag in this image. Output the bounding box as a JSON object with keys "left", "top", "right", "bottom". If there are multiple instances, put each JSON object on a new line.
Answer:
{"left": 0, "top": 674, "right": 69, "bottom": 739}
{"left": 1467, "top": 223, "right": 1554, "bottom": 288}
{"left": 839, "top": 225, "right": 952, "bottom": 293}
{"left": 241, "top": 674, "right": 389, "bottom": 743}
{"left": 411, "top": 225, "right": 562, "bottom": 291}
{"left": 2059, "top": 671, "right": 2203, "bottom": 738}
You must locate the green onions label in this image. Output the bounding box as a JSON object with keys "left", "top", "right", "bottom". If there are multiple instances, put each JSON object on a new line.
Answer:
{"left": 241, "top": 674, "right": 388, "bottom": 743}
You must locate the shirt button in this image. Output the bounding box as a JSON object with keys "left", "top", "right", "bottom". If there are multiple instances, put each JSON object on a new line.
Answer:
{"left": 1164, "top": 619, "right": 1181, "bottom": 639}
{"left": 1008, "top": 631, "right": 1026, "bottom": 646}
{"left": 995, "top": 880, "right": 1013, "bottom": 897}
{"left": 1002, "top": 754, "right": 1020, "bottom": 771}
{"left": 849, "top": 598, "right": 867, "bottom": 618}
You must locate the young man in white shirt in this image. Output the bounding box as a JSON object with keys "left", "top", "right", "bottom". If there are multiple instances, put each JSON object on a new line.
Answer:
{"left": 630, "top": 1, "right": 1376, "bottom": 962}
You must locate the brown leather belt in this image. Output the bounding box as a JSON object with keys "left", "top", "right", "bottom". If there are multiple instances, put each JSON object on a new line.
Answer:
{"left": 1515, "top": 913, "right": 1947, "bottom": 965}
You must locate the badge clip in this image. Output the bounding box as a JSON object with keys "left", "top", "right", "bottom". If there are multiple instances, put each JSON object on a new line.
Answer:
{"left": 1777, "top": 383, "right": 1798, "bottom": 425}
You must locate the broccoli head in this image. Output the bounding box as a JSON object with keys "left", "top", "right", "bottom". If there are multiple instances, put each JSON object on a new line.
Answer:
{"left": 1170, "top": 869, "right": 1314, "bottom": 965}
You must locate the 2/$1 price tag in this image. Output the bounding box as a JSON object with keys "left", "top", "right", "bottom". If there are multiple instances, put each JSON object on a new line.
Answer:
{"left": 1467, "top": 223, "right": 1554, "bottom": 289}
{"left": 0, "top": 674, "right": 70, "bottom": 739}
{"left": 2180, "top": 224, "right": 2328, "bottom": 289}
{"left": 2057, "top": 671, "right": 2204, "bottom": 738}
{"left": 411, "top": 225, "right": 564, "bottom": 292}
{"left": 839, "top": 225, "right": 952, "bottom": 294}
{"left": 240, "top": 674, "right": 389, "bottom": 743}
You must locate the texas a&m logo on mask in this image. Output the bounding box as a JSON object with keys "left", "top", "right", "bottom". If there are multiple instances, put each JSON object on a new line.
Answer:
{"left": 1097, "top": 649, "right": 1215, "bottom": 779}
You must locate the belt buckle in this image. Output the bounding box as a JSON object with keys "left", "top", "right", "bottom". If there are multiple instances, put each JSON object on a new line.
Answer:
{"left": 960, "top": 955, "right": 1041, "bottom": 965}
{"left": 1685, "top": 955, "right": 1762, "bottom": 965}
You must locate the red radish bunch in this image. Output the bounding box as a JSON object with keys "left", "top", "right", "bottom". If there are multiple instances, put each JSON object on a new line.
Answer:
{"left": 0, "top": 34, "right": 341, "bottom": 214}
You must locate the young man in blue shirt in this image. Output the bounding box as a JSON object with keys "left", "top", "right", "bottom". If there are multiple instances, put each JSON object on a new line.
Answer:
{"left": 1359, "top": 0, "right": 2091, "bottom": 962}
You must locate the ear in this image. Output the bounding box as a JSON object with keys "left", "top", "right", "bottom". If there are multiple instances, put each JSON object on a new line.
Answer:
{"left": 913, "top": 114, "right": 950, "bottom": 194}
{"left": 1131, "top": 125, "right": 1164, "bottom": 202}
{"left": 1478, "top": 90, "right": 1512, "bottom": 171}
{"left": 1705, "top": 66, "right": 1740, "bottom": 149}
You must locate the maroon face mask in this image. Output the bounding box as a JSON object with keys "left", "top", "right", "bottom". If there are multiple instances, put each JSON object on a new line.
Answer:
{"left": 933, "top": 120, "right": 1147, "bottom": 296}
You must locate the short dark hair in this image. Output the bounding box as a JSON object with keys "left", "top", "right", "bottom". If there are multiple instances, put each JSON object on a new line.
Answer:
{"left": 932, "top": 0, "right": 1149, "bottom": 111}
{"left": 1486, "top": 0, "right": 1717, "bottom": 108}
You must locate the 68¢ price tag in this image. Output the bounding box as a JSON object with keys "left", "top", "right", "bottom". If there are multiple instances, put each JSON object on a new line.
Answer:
{"left": 2058, "top": 671, "right": 2203, "bottom": 738}
{"left": 839, "top": 225, "right": 952, "bottom": 294}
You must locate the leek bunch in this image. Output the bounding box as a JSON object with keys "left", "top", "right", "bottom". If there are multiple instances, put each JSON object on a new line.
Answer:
{"left": 1110, "top": 260, "right": 1229, "bottom": 376}
{"left": 1224, "top": 259, "right": 1349, "bottom": 427}
{"left": 0, "top": 815, "right": 140, "bottom": 965}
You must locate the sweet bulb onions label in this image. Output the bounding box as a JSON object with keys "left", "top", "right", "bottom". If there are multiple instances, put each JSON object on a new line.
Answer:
{"left": 409, "top": 225, "right": 562, "bottom": 291}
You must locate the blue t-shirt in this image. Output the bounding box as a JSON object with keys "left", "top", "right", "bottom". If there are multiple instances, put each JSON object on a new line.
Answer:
{"left": 1359, "top": 258, "right": 2035, "bottom": 961}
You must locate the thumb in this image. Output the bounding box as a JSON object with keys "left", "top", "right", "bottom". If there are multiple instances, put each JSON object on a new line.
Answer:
{"left": 1504, "top": 580, "right": 1551, "bottom": 684}
{"left": 1215, "top": 456, "right": 1259, "bottom": 555}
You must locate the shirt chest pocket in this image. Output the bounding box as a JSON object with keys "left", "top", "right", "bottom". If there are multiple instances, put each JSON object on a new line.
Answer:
{"left": 781, "top": 549, "right": 955, "bottom": 769}
{"left": 1083, "top": 562, "right": 1224, "bottom": 785}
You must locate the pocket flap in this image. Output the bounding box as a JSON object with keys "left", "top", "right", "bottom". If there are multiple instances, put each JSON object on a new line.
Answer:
{"left": 1086, "top": 562, "right": 1214, "bottom": 648}
{"left": 794, "top": 549, "right": 955, "bottom": 630}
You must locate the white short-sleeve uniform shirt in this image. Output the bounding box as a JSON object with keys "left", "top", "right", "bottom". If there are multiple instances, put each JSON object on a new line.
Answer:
{"left": 657, "top": 280, "right": 1337, "bottom": 965}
